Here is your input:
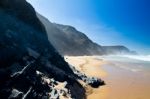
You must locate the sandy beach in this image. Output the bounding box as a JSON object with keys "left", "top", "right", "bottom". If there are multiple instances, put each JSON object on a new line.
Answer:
{"left": 65, "top": 56, "right": 150, "bottom": 99}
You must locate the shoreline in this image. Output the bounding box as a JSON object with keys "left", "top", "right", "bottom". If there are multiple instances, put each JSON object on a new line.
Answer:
{"left": 65, "top": 56, "right": 107, "bottom": 78}
{"left": 65, "top": 56, "right": 150, "bottom": 99}
{"left": 65, "top": 56, "right": 108, "bottom": 99}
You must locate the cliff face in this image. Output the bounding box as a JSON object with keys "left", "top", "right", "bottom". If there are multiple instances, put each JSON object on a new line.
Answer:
{"left": 37, "top": 14, "right": 105, "bottom": 56}
{"left": 0, "top": 0, "right": 105, "bottom": 99}
{"left": 0, "top": 0, "right": 45, "bottom": 33}
{"left": 37, "top": 14, "right": 135, "bottom": 56}
{"left": 0, "top": 0, "right": 73, "bottom": 74}
{"left": 102, "top": 46, "right": 136, "bottom": 55}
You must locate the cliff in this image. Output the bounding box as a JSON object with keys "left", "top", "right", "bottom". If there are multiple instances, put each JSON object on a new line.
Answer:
{"left": 37, "top": 14, "right": 104, "bottom": 56}
{"left": 102, "top": 46, "right": 137, "bottom": 55}
{"left": 37, "top": 14, "right": 135, "bottom": 56}
{"left": 0, "top": 0, "right": 104, "bottom": 99}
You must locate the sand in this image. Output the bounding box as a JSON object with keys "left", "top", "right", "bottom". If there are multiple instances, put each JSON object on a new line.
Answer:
{"left": 65, "top": 56, "right": 150, "bottom": 99}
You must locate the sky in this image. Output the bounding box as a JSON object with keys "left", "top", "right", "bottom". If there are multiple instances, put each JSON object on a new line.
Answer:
{"left": 27, "top": 0, "right": 150, "bottom": 54}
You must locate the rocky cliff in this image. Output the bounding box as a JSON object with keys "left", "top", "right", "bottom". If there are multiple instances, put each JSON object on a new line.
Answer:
{"left": 0, "top": 0, "right": 104, "bottom": 99}
{"left": 37, "top": 14, "right": 105, "bottom": 56}
{"left": 102, "top": 46, "right": 137, "bottom": 55}
{"left": 37, "top": 14, "right": 135, "bottom": 56}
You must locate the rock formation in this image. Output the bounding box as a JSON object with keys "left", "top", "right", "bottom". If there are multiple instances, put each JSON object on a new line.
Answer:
{"left": 0, "top": 0, "right": 104, "bottom": 99}
{"left": 37, "top": 14, "right": 136, "bottom": 56}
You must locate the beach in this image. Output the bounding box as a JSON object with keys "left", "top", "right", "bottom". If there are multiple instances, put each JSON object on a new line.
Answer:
{"left": 65, "top": 56, "right": 150, "bottom": 99}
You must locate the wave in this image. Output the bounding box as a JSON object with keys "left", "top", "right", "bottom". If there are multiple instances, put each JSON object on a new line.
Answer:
{"left": 123, "top": 55, "right": 150, "bottom": 62}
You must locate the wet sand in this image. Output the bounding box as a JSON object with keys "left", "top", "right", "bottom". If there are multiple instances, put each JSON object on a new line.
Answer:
{"left": 65, "top": 56, "right": 150, "bottom": 99}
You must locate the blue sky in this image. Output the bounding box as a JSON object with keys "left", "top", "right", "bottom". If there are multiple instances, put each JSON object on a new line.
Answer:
{"left": 27, "top": 0, "right": 150, "bottom": 54}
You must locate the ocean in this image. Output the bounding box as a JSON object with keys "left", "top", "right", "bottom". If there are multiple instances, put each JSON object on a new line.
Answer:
{"left": 96, "top": 55, "right": 150, "bottom": 99}
{"left": 97, "top": 55, "right": 150, "bottom": 76}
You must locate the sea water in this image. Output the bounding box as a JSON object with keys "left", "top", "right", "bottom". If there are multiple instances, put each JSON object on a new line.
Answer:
{"left": 97, "top": 55, "right": 150, "bottom": 76}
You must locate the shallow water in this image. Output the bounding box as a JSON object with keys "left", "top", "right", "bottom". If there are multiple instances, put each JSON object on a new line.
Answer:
{"left": 96, "top": 55, "right": 150, "bottom": 99}
{"left": 98, "top": 55, "right": 150, "bottom": 76}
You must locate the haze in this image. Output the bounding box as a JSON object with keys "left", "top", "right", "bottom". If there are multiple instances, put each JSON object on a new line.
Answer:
{"left": 27, "top": 0, "right": 150, "bottom": 54}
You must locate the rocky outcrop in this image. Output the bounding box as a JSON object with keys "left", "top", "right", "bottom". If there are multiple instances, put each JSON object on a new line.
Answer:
{"left": 0, "top": 0, "right": 104, "bottom": 99}
{"left": 69, "top": 65, "right": 105, "bottom": 88}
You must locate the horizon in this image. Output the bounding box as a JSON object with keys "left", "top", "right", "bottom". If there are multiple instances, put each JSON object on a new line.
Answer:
{"left": 27, "top": 0, "right": 150, "bottom": 55}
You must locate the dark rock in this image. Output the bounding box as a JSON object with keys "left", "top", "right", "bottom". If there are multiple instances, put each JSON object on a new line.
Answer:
{"left": 0, "top": 0, "right": 101, "bottom": 98}
{"left": 70, "top": 65, "right": 105, "bottom": 88}
{"left": 87, "top": 77, "right": 105, "bottom": 88}
{"left": 66, "top": 80, "right": 86, "bottom": 99}
{"left": 0, "top": 69, "right": 10, "bottom": 85}
{"left": 8, "top": 89, "right": 23, "bottom": 99}
{"left": 0, "top": 0, "right": 46, "bottom": 33}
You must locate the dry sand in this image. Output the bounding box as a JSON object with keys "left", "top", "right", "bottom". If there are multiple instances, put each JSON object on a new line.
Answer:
{"left": 65, "top": 56, "right": 150, "bottom": 99}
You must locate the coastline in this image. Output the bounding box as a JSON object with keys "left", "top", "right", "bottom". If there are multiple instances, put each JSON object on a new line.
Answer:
{"left": 65, "top": 56, "right": 108, "bottom": 99}
{"left": 65, "top": 56, "right": 150, "bottom": 99}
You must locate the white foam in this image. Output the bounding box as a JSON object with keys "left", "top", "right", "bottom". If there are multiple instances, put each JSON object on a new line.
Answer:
{"left": 123, "top": 55, "right": 150, "bottom": 62}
